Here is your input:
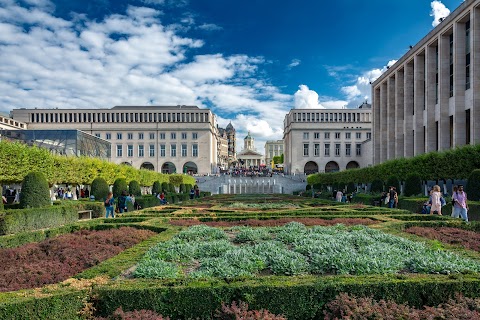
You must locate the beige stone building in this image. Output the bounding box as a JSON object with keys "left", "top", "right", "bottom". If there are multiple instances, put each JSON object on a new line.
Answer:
{"left": 10, "top": 106, "right": 219, "bottom": 175}
{"left": 0, "top": 114, "right": 26, "bottom": 131}
{"left": 372, "top": 0, "right": 480, "bottom": 164}
{"left": 216, "top": 122, "right": 237, "bottom": 170}
{"left": 237, "top": 132, "right": 264, "bottom": 168}
{"left": 264, "top": 140, "right": 284, "bottom": 167}
{"left": 283, "top": 104, "right": 373, "bottom": 174}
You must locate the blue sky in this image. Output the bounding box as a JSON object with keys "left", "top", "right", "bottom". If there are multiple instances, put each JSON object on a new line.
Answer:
{"left": 0, "top": 0, "right": 463, "bottom": 151}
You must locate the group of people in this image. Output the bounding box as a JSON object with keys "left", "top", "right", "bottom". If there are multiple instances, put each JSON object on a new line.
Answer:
{"left": 2, "top": 187, "right": 19, "bottom": 204}
{"left": 334, "top": 189, "right": 354, "bottom": 203}
{"left": 380, "top": 186, "right": 399, "bottom": 208}
{"left": 104, "top": 191, "right": 141, "bottom": 218}
{"left": 422, "top": 184, "right": 469, "bottom": 221}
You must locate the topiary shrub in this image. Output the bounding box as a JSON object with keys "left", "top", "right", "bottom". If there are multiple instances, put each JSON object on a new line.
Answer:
{"left": 129, "top": 180, "right": 142, "bottom": 196}
{"left": 404, "top": 174, "right": 422, "bottom": 197}
{"left": 152, "top": 181, "right": 162, "bottom": 195}
{"left": 161, "top": 182, "right": 169, "bottom": 193}
{"left": 466, "top": 169, "right": 480, "bottom": 201}
{"left": 179, "top": 183, "right": 186, "bottom": 193}
{"left": 346, "top": 182, "right": 356, "bottom": 193}
{"left": 370, "top": 179, "right": 384, "bottom": 193}
{"left": 168, "top": 183, "right": 175, "bottom": 193}
{"left": 19, "top": 172, "right": 50, "bottom": 208}
{"left": 112, "top": 178, "right": 128, "bottom": 198}
{"left": 91, "top": 177, "right": 109, "bottom": 201}
{"left": 386, "top": 175, "right": 400, "bottom": 194}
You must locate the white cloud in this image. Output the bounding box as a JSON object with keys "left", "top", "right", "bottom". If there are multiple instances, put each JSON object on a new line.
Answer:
{"left": 287, "top": 59, "right": 301, "bottom": 69}
{"left": 430, "top": 1, "right": 450, "bottom": 27}
{"left": 0, "top": 0, "right": 292, "bottom": 149}
{"left": 198, "top": 23, "right": 223, "bottom": 31}
{"left": 293, "top": 85, "right": 323, "bottom": 109}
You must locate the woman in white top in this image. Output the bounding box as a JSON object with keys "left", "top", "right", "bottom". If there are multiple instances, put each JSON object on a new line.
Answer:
{"left": 430, "top": 185, "right": 442, "bottom": 215}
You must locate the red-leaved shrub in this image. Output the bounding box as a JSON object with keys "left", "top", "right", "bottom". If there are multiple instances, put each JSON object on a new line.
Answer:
{"left": 0, "top": 227, "right": 155, "bottom": 292}
{"left": 324, "top": 293, "right": 480, "bottom": 320}
{"left": 169, "top": 218, "right": 377, "bottom": 228}
{"left": 405, "top": 227, "right": 480, "bottom": 252}
{"left": 95, "top": 307, "right": 169, "bottom": 320}
{"left": 216, "top": 301, "right": 286, "bottom": 320}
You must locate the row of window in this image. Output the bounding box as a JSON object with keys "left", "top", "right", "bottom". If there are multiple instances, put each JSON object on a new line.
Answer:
{"left": 30, "top": 111, "right": 210, "bottom": 124}
{"left": 303, "top": 143, "right": 362, "bottom": 157}
{"left": 293, "top": 112, "right": 370, "bottom": 123}
{"left": 116, "top": 144, "right": 199, "bottom": 158}
{"left": 97, "top": 132, "right": 198, "bottom": 140}
{"left": 303, "top": 132, "right": 371, "bottom": 140}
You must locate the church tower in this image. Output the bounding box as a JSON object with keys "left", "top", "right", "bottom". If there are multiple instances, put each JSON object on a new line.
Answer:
{"left": 244, "top": 131, "right": 255, "bottom": 150}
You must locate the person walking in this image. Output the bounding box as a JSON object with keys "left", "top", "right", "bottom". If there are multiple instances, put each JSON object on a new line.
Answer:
{"left": 451, "top": 185, "right": 458, "bottom": 217}
{"left": 388, "top": 186, "right": 397, "bottom": 208}
{"left": 430, "top": 185, "right": 442, "bottom": 215}
{"left": 452, "top": 184, "right": 469, "bottom": 222}
{"left": 104, "top": 192, "right": 115, "bottom": 218}
{"left": 117, "top": 190, "right": 128, "bottom": 214}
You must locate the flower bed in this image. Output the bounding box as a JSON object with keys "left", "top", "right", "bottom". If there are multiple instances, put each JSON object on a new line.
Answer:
{"left": 168, "top": 217, "right": 378, "bottom": 227}
{"left": 0, "top": 227, "right": 155, "bottom": 292}
{"left": 133, "top": 223, "right": 480, "bottom": 280}
{"left": 405, "top": 226, "right": 480, "bottom": 252}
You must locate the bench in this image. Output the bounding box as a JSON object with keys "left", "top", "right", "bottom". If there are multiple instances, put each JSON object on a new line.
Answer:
{"left": 78, "top": 210, "right": 93, "bottom": 220}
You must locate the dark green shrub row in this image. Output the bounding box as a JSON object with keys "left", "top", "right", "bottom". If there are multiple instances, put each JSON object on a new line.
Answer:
{"left": 0, "top": 290, "right": 87, "bottom": 320}
{"left": 0, "top": 202, "right": 104, "bottom": 235}
{"left": 307, "top": 143, "right": 480, "bottom": 186}
{"left": 93, "top": 274, "right": 480, "bottom": 320}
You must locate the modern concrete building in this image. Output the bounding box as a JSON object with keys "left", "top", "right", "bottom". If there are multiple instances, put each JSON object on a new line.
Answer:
{"left": 0, "top": 114, "right": 26, "bottom": 131}
{"left": 283, "top": 103, "right": 373, "bottom": 174}
{"left": 372, "top": 0, "right": 480, "bottom": 164}
{"left": 264, "top": 140, "right": 284, "bottom": 167}
{"left": 10, "top": 106, "right": 220, "bottom": 175}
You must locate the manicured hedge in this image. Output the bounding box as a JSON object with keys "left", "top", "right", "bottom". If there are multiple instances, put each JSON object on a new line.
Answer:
{"left": 93, "top": 274, "right": 480, "bottom": 319}
{"left": 0, "top": 202, "right": 104, "bottom": 235}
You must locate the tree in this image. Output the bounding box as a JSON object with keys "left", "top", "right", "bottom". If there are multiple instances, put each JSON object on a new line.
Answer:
{"left": 161, "top": 182, "right": 169, "bottom": 193}
{"left": 129, "top": 180, "right": 142, "bottom": 196}
{"left": 152, "top": 181, "right": 162, "bottom": 195}
{"left": 112, "top": 178, "right": 128, "bottom": 198}
{"left": 404, "top": 174, "right": 422, "bottom": 197}
{"left": 466, "top": 169, "right": 480, "bottom": 201}
{"left": 91, "top": 177, "right": 109, "bottom": 201}
{"left": 370, "top": 179, "right": 384, "bottom": 193}
{"left": 19, "top": 172, "right": 50, "bottom": 208}
{"left": 386, "top": 175, "right": 400, "bottom": 194}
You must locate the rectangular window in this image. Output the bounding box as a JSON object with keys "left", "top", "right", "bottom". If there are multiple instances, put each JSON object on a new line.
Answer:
{"left": 356, "top": 132, "right": 361, "bottom": 139}
{"left": 435, "top": 121, "right": 439, "bottom": 151}
{"left": 95, "top": 133, "right": 100, "bottom": 138}
{"left": 149, "top": 144, "right": 155, "bottom": 157}
{"left": 159, "top": 133, "right": 165, "bottom": 140}
{"left": 450, "top": 115, "right": 454, "bottom": 148}
{"left": 106, "top": 133, "right": 111, "bottom": 140}
{"left": 356, "top": 144, "right": 362, "bottom": 156}
{"left": 160, "top": 144, "right": 166, "bottom": 157}
{"left": 466, "top": 109, "right": 471, "bottom": 145}
{"left": 138, "top": 133, "right": 144, "bottom": 140}
{"left": 314, "top": 132, "right": 320, "bottom": 139}
{"left": 116, "top": 145, "right": 122, "bottom": 157}
{"left": 335, "top": 143, "right": 341, "bottom": 156}
{"left": 325, "top": 132, "right": 330, "bottom": 139}
{"left": 346, "top": 143, "right": 351, "bottom": 156}
{"left": 303, "top": 143, "right": 309, "bottom": 156}
{"left": 314, "top": 143, "right": 320, "bottom": 156}
{"left": 345, "top": 132, "right": 351, "bottom": 139}
{"left": 171, "top": 144, "right": 176, "bottom": 157}
{"left": 435, "top": 46, "right": 439, "bottom": 104}
{"left": 181, "top": 144, "right": 187, "bottom": 157}
{"left": 138, "top": 145, "right": 144, "bottom": 157}
{"left": 449, "top": 33, "right": 454, "bottom": 97}
{"left": 324, "top": 143, "right": 330, "bottom": 156}
{"left": 466, "top": 20, "right": 471, "bottom": 90}
{"left": 149, "top": 133, "right": 155, "bottom": 140}
{"left": 127, "top": 133, "right": 133, "bottom": 140}
{"left": 117, "top": 133, "right": 122, "bottom": 140}
{"left": 181, "top": 132, "right": 187, "bottom": 139}
{"left": 335, "top": 132, "right": 340, "bottom": 139}
{"left": 171, "top": 133, "right": 176, "bottom": 139}
{"left": 303, "top": 132, "right": 309, "bottom": 140}
{"left": 367, "top": 132, "right": 372, "bottom": 140}
{"left": 127, "top": 145, "right": 133, "bottom": 157}
{"left": 192, "top": 132, "right": 198, "bottom": 139}
{"left": 192, "top": 144, "right": 198, "bottom": 157}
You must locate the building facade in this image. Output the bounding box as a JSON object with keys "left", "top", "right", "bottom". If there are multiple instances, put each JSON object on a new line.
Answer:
{"left": 372, "top": 0, "right": 480, "bottom": 164}
{"left": 264, "top": 140, "right": 284, "bottom": 166}
{"left": 10, "top": 106, "right": 219, "bottom": 175}
{"left": 217, "top": 122, "right": 237, "bottom": 170}
{"left": 283, "top": 105, "right": 373, "bottom": 174}
{"left": 237, "top": 132, "right": 264, "bottom": 168}
{"left": 0, "top": 114, "right": 26, "bottom": 131}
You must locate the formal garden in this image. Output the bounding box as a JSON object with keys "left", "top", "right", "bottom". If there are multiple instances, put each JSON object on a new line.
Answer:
{"left": 1, "top": 141, "right": 480, "bottom": 319}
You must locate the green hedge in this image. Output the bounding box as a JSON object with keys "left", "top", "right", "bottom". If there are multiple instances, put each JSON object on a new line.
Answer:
{"left": 0, "top": 289, "right": 87, "bottom": 320}
{"left": 135, "top": 195, "right": 161, "bottom": 209}
{"left": 0, "top": 202, "right": 104, "bottom": 235}
{"left": 94, "top": 274, "right": 480, "bottom": 319}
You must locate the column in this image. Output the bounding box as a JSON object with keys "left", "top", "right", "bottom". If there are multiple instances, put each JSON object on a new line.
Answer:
{"left": 404, "top": 60, "right": 414, "bottom": 158}
{"left": 373, "top": 86, "right": 381, "bottom": 164}
{"left": 454, "top": 20, "right": 467, "bottom": 146}
{"left": 387, "top": 76, "right": 396, "bottom": 160}
{"left": 473, "top": 8, "right": 480, "bottom": 144}
{"left": 380, "top": 82, "right": 388, "bottom": 163}
{"left": 414, "top": 54, "right": 425, "bottom": 155}
{"left": 425, "top": 44, "right": 438, "bottom": 152}
{"left": 395, "top": 69, "right": 405, "bottom": 158}
{"left": 439, "top": 30, "right": 451, "bottom": 151}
